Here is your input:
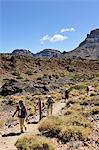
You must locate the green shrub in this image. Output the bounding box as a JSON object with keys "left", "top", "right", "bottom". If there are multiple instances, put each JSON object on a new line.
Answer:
{"left": 15, "top": 135, "right": 55, "bottom": 150}
{"left": 26, "top": 70, "right": 33, "bottom": 75}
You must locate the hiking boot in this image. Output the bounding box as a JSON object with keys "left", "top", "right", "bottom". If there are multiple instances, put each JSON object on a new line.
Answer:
{"left": 25, "top": 126, "right": 27, "bottom": 131}
{"left": 21, "top": 130, "right": 24, "bottom": 133}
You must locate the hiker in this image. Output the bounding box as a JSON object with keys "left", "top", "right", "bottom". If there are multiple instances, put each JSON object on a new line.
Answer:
{"left": 38, "top": 98, "right": 42, "bottom": 121}
{"left": 64, "top": 89, "right": 69, "bottom": 105}
{"left": 86, "top": 86, "right": 95, "bottom": 96}
{"left": 46, "top": 95, "right": 54, "bottom": 116}
{"left": 12, "top": 100, "right": 28, "bottom": 133}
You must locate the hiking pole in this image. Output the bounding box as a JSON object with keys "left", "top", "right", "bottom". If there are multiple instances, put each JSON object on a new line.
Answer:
{"left": 38, "top": 98, "right": 42, "bottom": 121}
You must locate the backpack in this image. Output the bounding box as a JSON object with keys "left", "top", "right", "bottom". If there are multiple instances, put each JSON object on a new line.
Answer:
{"left": 47, "top": 97, "right": 54, "bottom": 106}
{"left": 18, "top": 105, "right": 26, "bottom": 118}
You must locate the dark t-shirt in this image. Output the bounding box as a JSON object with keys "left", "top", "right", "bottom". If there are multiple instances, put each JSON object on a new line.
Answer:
{"left": 16, "top": 105, "right": 27, "bottom": 118}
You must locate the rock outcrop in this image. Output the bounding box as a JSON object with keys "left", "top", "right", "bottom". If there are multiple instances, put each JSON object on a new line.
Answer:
{"left": 12, "top": 49, "right": 34, "bottom": 57}
{"left": 0, "top": 79, "right": 49, "bottom": 96}
{"left": 5, "top": 29, "right": 99, "bottom": 59}
{"left": 34, "top": 49, "right": 61, "bottom": 58}
{"left": 0, "top": 79, "right": 23, "bottom": 96}
{"left": 62, "top": 29, "right": 99, "bottom": 59}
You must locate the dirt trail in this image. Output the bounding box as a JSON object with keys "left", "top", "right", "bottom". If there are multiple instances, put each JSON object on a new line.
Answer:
{"left": 0, "top": 100, "right": 66, "bottom": 150}
{"left": 0, "top": 98, "right": 98, "bottom": 150}
{"left": 0, "top": 122, "right": 40, "bottom": 150}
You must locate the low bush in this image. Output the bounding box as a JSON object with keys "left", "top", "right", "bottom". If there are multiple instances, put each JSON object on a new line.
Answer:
{"left": 15, "top": 135, "right": 55, "bottom": 150}
{"left": 0, "top": 119, "right": 5, "bottom": 128}
{"left": 16, "top": 76, "right": 23, "bottom": 79}
{"left": 60, "top": 125, "right": 91, "bottom": 142}
{"left": 51, "top": 92, "right": 62, "bottom": 101}
{"left": 26, "top": 70, "right": 33, "bottom": 75}
{"left": 38, "top": 116, "right": 62, "bottom": 133}
{"left": 12, "top": 71, "right": 20, "bottom": 76}
{"left": 38, "top": 115, "right": 92, "bottom": 143}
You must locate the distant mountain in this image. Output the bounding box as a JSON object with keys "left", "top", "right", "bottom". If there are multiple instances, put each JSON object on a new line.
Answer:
{"left": 12, "top": 49, "right": 34, "bottom": 57}
{"left": 6, "top": 29, "right": 99, "bottom": 59}
{"left": 11, "top": 49, "right": 61, "bottom": 58}
{"left": 62, "top": 29, "right": 99, "bottom": 59}
{"left": 34, "top": 49, "right": 61, "bottom": 58}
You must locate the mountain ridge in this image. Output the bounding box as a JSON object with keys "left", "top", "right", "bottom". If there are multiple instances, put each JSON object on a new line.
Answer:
{"left": 1, "top": 28, "right": 99, "bottom": 59}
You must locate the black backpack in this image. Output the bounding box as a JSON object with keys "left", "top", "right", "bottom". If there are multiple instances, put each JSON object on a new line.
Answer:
{"left": 47, "top": 97, "right": 54, "bottom": 105}
{"left": 18, "top": 105, "right": 26, "bottom": 118}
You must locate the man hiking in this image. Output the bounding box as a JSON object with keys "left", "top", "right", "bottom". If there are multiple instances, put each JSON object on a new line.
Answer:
{"left": 12, "top": 100, "right": 28, "bottom": 133}
{"left": 64, "top": 89, "right": 69, "bottom": 105}
{"left": 47, "top": 95, "right": 54, "bottom": 116}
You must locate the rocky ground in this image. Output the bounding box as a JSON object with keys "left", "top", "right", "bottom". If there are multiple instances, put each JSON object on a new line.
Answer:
{"left": 0, "top": 56, "right": 99, "bottom": 150}
{"left": 0, "top": 96, "right": 99, "bottom": 150}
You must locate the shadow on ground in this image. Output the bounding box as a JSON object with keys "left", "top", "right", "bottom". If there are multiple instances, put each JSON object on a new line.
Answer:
{"left": 27, "top": 121, "right": 38, "bottom": 124}
{"left": 2, "top": 132, "right": 21, "bottom": 137}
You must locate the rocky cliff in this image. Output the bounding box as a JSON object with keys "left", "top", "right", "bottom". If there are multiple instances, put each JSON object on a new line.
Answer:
{"left": 12, "top": 49, "right": 34, "bottom": 57}
{"left": 34, "top": 49, "right": 61, "bottom": 58}
{"left": 9, "top": 29, "right": 99, "bottom": 59}
{"left": 62, "top": 29, "right": 99, "bottom": 59}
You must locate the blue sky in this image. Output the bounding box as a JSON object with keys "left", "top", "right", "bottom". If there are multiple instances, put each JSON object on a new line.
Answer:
{"left": 0, "top": 0, "right": 99, "bottom": 53}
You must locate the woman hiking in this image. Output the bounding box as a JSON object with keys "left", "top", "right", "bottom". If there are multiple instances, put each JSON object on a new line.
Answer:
{"left": 12, "top": 100, "right": 28, "bottom": 133}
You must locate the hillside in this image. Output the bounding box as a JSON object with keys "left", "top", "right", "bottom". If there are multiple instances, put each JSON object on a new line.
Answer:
{"left": 34, "top": 49, "right": 61, "bottom": 58}
{"left": 0, "top": 29, "right": 99, "bottom": 150}
{"left": 10, "top": 29, "right": 99, "bottom": 60}
{"left": 11, "top": 49, "right": 61, "bottom": 59}
{"left": 0, "top": 55, "right": 99, "bottom": 150}
{"left": 12, "top": 49, "right": 34, "bottom": 57}
{"left": 62, "top": 29, "right": 99, "bottom": 59}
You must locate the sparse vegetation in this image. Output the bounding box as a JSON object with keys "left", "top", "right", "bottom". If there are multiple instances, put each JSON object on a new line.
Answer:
{"left": 0, "top": 55, "right": 99, "bottom": 149}
{"left": 12, "top": 71, "right": 20, "bottom": 76}
{"left": 38, "top": 115, "right": 92, "bottom": 143}
{"left": 51, "top": 92, "right": 62, "bottom": 101}
{"left": 15, "top": 135, "right": 55, "bottom": 150}
{"left": 26, "top": 70, "right": 33, "bottom": 75}
{"left": 0, "top": 119, "right": 5, "bottom": 128}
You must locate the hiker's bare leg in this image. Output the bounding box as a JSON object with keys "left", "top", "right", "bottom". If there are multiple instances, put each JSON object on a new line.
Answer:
{"left": 19, "top": 118, "right": 23, "bottom": 132}
{"left": 65, "top": 98, "right": 67, "bottom": 106}
{"left": 51, "top": 106, "right": 53, "bottom": 115}
{"left": 47, "top": 107, "right": 49, "bottom": 116}
{"left": 22, "top": 118, "right": 26, "bottom": 130}
{"left": 49, "top": 106, "right": 51, "bottom": 116}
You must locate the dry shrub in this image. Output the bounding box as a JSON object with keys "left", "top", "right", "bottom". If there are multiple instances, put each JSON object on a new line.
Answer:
{"left": 60, "top": 125, "right": 92, "bottom": 142}
{"left": 0, "top": 119, "right": 5, "bottom": 128}
{"left": 51, "top": 92, "right": 62, "bottom": 101}
{"left": 15, "top": 135, "right": 55, "bottom": 150}
{"left": 38, "top": 116, "right": 62, "bottom": 133}
{"left": 38, "top": 115, "right": 92, "bottom": 143}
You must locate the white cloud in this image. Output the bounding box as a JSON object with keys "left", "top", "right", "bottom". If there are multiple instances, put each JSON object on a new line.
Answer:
{"left": 40, "top": 34, "right": 68, "bottom": 44}
{"left": 60, "top": 27, "right": 76, "bottom": 33}
{"left": 50, "top": 34, "right": 68, "bottom": 42}
{"left": 40, "top": 35, "right": 50, "bottom": 44}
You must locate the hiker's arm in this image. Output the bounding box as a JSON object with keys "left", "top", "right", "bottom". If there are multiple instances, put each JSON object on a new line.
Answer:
{"left": 52, "top": 98, "right": 55, "bottom": 103}
{"left": 25, "top": 108, "right": 29, "bottom": 121}
{"left": 12, "top": 106, "right": 18, "bottom": 117}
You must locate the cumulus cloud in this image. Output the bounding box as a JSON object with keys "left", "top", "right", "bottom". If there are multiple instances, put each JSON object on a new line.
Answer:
{"left": 40, "top": 34, "right": 68, "bottom": 44}
{"left": 50, "top": 34, "right": 68, "bottom": 42}
{"left": 40, "top": 35, "right": 50, "bottom": 44}
{"left": 60, "top": 27, "right": 75, "bottom": 33}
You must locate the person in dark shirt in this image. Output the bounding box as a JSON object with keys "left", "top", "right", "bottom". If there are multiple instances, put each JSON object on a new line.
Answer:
{"left": 47, "top": 95, "right": 54, "bottom": 116}
{"left": 64, "top": 90, "right": 69, "bottom": 105}
{"left": 12, "top": 100, "right": 28, "bottom": 133}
